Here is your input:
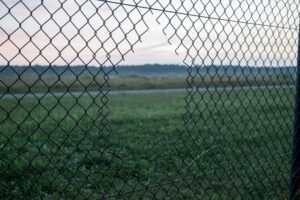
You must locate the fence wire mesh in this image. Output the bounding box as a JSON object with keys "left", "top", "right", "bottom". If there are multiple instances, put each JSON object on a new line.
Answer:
{"left": 0, "top": 0, "right": 300, "bottom": 199}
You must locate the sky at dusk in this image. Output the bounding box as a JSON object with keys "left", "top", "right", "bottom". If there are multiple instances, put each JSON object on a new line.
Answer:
{"left": 0, "top": 0, "right": 299, "bottom": 67}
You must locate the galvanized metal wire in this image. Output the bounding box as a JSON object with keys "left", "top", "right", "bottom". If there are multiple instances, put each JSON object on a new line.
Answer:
{"left": 0, "top": 0, "right": 300, "bottom": 199}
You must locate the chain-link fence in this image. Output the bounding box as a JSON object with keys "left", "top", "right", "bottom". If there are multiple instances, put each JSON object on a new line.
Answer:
{"left": 0, "top": 0, "right": 300, "bottom": 199}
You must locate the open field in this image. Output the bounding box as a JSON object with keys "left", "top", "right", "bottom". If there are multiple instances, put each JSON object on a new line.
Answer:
{"left": 0, "top": 65, "right": 295, "bottom": 93}
{"left": 0, "top": 73, "right": 295, "bottom": 94}
{"left": 0, "top": 86, "right": 295, "bottom": 199}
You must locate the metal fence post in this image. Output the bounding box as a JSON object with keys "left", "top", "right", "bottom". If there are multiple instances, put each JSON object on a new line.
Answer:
{"left": 289, "top": 26, "right": 300, "bottom": 200}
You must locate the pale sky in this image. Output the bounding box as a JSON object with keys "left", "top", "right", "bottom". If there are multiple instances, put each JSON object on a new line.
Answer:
{"left": 0, "top": 0, "right": 299, "bottom": 67}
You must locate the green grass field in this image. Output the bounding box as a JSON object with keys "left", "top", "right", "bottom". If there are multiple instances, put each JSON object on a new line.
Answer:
{"left": 0, "top": 87, "right": 295, "bottom": 199}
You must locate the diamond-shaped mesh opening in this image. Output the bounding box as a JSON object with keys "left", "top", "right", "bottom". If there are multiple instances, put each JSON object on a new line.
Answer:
{"left": 1, "top": 0, "right": 300, "bottom": 199}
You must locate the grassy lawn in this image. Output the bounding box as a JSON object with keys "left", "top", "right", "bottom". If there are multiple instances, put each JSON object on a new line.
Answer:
{"left": 0, "top": 86, "right": 295, "bottom": 199}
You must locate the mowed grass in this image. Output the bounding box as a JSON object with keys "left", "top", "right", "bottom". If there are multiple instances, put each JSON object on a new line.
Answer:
{"left": 0, "top": 87, "right": 295, "bottom": 199}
